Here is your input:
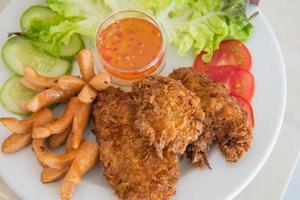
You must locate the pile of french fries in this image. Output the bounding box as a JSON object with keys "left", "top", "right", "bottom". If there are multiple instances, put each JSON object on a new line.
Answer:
{"left": 0, "top": 49, "right": 110, "bottom": 200}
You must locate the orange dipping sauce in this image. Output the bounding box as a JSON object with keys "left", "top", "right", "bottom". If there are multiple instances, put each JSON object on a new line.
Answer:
{"left": 97, "top": 16, "right": 165, "bottom": 81}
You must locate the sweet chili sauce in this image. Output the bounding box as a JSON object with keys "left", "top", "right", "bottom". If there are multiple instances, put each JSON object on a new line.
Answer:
{"left": 97, "top": 14, "right": 165, "bottom": 81}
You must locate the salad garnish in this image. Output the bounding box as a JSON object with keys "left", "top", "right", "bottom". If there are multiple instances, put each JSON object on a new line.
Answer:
{"left": 19, "top": 0, "right": 254, "bottom": 62}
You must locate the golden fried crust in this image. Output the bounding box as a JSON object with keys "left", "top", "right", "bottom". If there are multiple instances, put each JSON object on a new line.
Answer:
{"left": 93, "top": 87, "right": 179, "bottom": 200}
{"left": 170, "top": 67, "right": 253, "bottom": 166}
{"left": 132, "top": 76, "right": 205, "bottom": 157}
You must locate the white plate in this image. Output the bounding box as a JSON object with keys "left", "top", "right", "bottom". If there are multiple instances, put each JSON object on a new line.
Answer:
{"left": 0, "top": 1, "right": 287, "bottom": 200}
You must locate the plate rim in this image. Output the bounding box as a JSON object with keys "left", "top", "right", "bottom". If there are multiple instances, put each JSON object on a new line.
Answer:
{"left": 227, "top": 8, "right": 287, "bottom": 200}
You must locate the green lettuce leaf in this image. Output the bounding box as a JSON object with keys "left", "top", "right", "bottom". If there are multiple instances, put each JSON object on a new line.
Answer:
{"left": 47, "top": 0, "right": 110, "bottom": 19}
{"left": 140, "top": 0, "right": 253, "bottom": 61}
{"left": 25, "top": 0, "right": 253, "bottom": 62}
{"left": 23, "top": 0, "right": 109, "bottom": 56}
{"left": 29, "top": 0, "right": 143, "bottom": 54}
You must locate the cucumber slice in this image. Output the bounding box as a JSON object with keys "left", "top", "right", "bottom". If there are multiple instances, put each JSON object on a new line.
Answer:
{"left": 2, "top": 36, "right": 72, "bottom": 77}
{"left": 20, "top": 5, "right": 59, "bottom": 32}
{"left": 20, "top": 5, "right": 84, "bottom": 57}
{"left": 0, "top": 76, "right": 36, "bottom": 115}
{"left": 56, "top": 34, "right": 84, "bottom": 58}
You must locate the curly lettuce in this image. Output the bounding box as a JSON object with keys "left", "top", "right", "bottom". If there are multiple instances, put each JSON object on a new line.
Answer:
{"left": 25, "top": 0, "right": 253, "bottom": 62}
{"left": 139, "top": 0, "right": 253, "bottom": 61}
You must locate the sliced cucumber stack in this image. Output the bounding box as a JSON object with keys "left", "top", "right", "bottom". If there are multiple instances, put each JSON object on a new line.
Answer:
{"left": 0, "top": 76, "right": 36, "bottom": 115}
{"left": 20, "top": 5, "right": 84, "bottom": 58}
{"left": 2, "top": 36, "right": 72, "bottom": 77}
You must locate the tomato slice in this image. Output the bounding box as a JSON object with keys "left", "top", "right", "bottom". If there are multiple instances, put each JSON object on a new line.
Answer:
{"left": 193, "top": 40, "right": 252, "bottom": 71}
{"left": 203, "top": 66, "right": 255, "bottom": 102}
{"left": 231, "top": 94, "right": 255, "bottom": 128}
{"left": 229, "top": 69, "right": 255, "bottom": 102}
{"left": 193, "top": 52, "right": 207, "bottom": 72}
{"left": 204, "top": 65, "right": 237, "bottom": 85}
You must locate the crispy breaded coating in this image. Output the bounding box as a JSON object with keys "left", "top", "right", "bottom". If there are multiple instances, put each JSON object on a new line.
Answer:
{"left": 93, "top": 87, "right": 179, "bottom": 200}
{"left": 185, "top": 128, "right": 215, "bottom": 169}
{"left": 132, "top": 76, "right": 205, "bottom": 157}
{"left": 170, "top": 67, "right": 253, "bottom": 167}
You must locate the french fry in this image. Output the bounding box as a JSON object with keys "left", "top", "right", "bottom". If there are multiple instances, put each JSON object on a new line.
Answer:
{"left": 26, "top": 85, "right": 75, "bottom": 112}
{"left": 78, "top": 85, "right": 97, "bottom": 104}
{"left": 77, "top": 49, "right": 95, "bottom": 82}
{"left": 21, "top": 77, "right": 44, "bottom": 92}
{"left": 32, "top": 109, "right": 57, "bottom": 127}
{"left": 57, "top": 76, "right": 86, "bottom": 92}
{"left": 32, "top": 98, "right": 81, "bottom": 138}
{"left": 32, "top": 139, "right": 48, "bottom": 167}
{"left": 89, "top": 73, "right": 111, "bottom": 92}
{"left": 60, "top": 140, "right": 98, "bottom": 200}
{"left": 65, "top": 132, "right": 73, "bottom": 152}
{"left": 43, "top": 149, "right": 79, "bottom": 169}
{"left": 32, "top": 138, "right": 78, "bottom": 169}
{"left": 23, "top": 66, "right": 57, "bottom": 89}
{"left": 19, "top": 100, "right": 31, "bottom": 113}
{"left": 0, "top": 118, "right": 33, "bottom": 134}
{"left": 72, "top": 102, "right": 91, "bottom": 149}
{"left": 0, "top": 108, "right": 55, "bottom": 134}
{"left": 32, "top": 127, "right": 52, "bottom": 138}
{"left": 1, "top": 108, "right": 56, "bottom": 154}
{"left": 41, "top": 166, "right": 69, "bottom": 184}
{"left": 48, "top": 127, "right": 71, "bottom": 149}
{"left": 2, "top": 133, "right": 31, "bottom": 154}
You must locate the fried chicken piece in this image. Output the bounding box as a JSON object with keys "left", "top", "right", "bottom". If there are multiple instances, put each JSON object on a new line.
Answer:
{"left": 132, "top": 76, "right": 205, "bottom": 157}
{"left": 170, "top": 67, "right": 253, "bottom": 167}
{"left": 185, "top": 127, "right": 215, "bottom": 169}
{"left": 93, "top": 87, "right": 179, "bottom": 200}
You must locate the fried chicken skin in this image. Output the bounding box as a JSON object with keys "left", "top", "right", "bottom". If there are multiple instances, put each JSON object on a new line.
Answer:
{"left": 93, "top": 87, "right": 179, "bottom": 200}
{"left": 169, "top": 67, "right": 253, "bottom": 167}
{"left": 132, "top": 76, "right": 205, "bottom": 157}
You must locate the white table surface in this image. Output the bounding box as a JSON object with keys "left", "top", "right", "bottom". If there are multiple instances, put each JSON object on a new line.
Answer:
{"left": 284, "top": 162, "right": 300, "bottom": 200}
{"left": 0, "top": 0, "right": 299, "bottom": 200}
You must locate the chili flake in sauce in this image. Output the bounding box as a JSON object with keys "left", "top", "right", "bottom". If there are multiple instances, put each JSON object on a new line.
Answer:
{"left": 97, "top": 18, "right": 164, "bottom": 80}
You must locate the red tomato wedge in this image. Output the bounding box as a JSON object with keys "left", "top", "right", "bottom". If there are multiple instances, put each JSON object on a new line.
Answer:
{"left": 231, "top": 94, "right": 255, "bottom": 128}
{"left": 203, "top": 66, "right": 255, "bottom": 102}
{"left": 230, "top": 69, "right": 255, "bottom": 102}
{"left": 193, "top": 40, "right": 252, "bottom": 71}
{"left": 204, "top": 65, "right": 236, "bottom": 85}
{"left": 193, "top": 52, "right": 208, "bottom": 72}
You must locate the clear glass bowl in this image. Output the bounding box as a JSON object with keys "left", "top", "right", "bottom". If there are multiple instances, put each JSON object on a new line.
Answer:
{"left": 95, "top": 9, "right": 166, "bottom": 86}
